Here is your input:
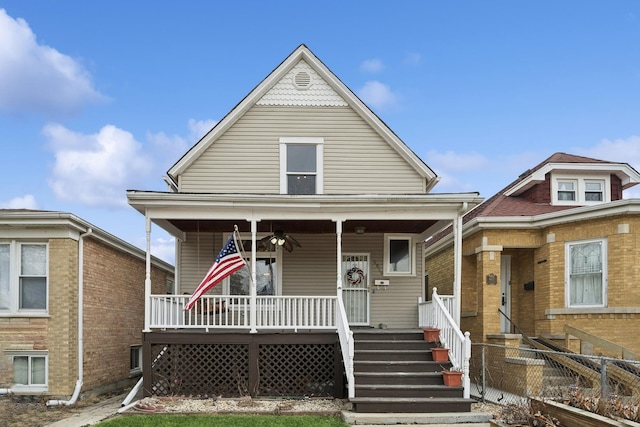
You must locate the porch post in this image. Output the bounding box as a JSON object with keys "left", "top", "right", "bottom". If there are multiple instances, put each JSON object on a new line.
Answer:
{"left": 143, "top": 214, "right": 152, "bottom": 332}
{"left": 453, "top": 203, "right": 466, "bottom": 326}
{"left": 250, "top": 220, "right": 257, "bottom": 333}
{"left": 334, "top": 220, "right": 344, "bottom": 293}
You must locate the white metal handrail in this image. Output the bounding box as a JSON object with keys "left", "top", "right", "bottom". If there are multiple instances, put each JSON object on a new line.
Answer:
{"left": 421, "top": 287, "right": 472, "bottom": 399}
{"left": 336, "top": 294, "right": 355, "bottom": 399}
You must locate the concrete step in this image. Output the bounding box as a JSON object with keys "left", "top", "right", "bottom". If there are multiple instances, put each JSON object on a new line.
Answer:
{"left": 342, "top": 409, "right": 493, "bottom": 425}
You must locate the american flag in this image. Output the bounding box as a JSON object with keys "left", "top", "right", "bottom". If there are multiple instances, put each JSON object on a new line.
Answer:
{"left": 184, "top": 232, "right": 247, "bottom": 311}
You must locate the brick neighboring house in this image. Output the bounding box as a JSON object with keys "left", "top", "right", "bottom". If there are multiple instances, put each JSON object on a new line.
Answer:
{"left": 0, "top": 210, "right": 174, "bottom": 399}
{"left": 424, "top": 153, "right": 640, "bottom": 356}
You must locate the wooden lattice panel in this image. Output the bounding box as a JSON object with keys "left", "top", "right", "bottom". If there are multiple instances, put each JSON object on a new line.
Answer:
{"left": 257, "top": 343, "right": 334, "bottom": 397}
{"left": 150, "top": 343, "right": 250, "bottom": 397}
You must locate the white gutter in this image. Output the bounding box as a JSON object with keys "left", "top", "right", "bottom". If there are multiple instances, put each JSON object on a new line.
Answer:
{"left": 47, "top": 227, "right": 93, "bottom": 406}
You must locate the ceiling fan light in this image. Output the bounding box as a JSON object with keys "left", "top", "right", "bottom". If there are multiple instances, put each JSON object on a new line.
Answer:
{"left": 277, "top": 237, "right": 286, "bottom": 246}
{"left": 270, "top": 236, "right": 278, "bottom": 245}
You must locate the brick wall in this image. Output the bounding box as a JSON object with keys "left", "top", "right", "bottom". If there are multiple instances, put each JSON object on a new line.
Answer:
{"left": 82, "top": 237, "right": 169, "bottom": 393}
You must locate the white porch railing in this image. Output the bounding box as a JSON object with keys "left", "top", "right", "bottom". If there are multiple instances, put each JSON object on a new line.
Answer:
{"left": 150, "top": 294, "right": 338, "bottom": 331}
{"left": 418, "top": 287, "right": 472, "bottom": 399}
{"left": 336, "top": 294, "right": 355, "bottom": 399}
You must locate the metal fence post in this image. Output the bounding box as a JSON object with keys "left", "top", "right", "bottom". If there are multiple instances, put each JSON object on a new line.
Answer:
{"left": 601, "top": 357, "right": 607, "bottom": 399}
{"left": 481, "top": 344, "right": 486, "bottom": 403}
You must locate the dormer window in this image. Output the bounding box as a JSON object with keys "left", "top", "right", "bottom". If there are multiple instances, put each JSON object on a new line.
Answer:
{"left": 552, "top": 174, "right": 609, "bottom": 206}
{"left": 557, "top": 180, "right": 576, "bottom": 201}
{"left": 585, "top": 181, "right": 603, "bottom": 202}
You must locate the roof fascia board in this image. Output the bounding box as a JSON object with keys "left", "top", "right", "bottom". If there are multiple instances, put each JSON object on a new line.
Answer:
{"left": 0, "top": 211, "right": 174, "bottom": 271}
{"left": 168, "top": 45, "right": 437, "bottom": 183}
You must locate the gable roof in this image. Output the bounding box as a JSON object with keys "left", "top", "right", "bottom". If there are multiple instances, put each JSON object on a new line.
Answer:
{"left": 167, "top": 44, "right": 438, "bottom": 190}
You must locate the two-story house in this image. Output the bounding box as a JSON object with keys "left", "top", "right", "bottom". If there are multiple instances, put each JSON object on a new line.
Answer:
{"left": 127, "top": 44, "right": 483, "bottom": 413}
{"left": 0, "top": 210, "right": 174, "bottom": 402}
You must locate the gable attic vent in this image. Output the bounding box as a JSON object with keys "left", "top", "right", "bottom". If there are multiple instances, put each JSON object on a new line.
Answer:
{"left": 293, "top": 71, "right": 312, "bottom": 90}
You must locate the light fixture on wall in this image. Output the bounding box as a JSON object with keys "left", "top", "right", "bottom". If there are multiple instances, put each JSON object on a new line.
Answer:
{"left": 355, "top": 226, "right": 366, "bottom": 235}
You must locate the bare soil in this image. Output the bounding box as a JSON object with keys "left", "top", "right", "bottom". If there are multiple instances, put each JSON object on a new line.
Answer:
{"left": 0, "top": 392, "right": 119, "bottom": 427}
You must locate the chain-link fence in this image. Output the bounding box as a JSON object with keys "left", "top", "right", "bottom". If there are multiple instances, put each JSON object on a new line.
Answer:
{"left": 470, "top": 343, "right": 640, "bottom": 422}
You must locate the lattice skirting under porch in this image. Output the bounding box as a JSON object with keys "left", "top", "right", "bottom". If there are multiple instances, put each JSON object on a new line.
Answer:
{"left": 142, "top": 331, "right": 344, "bottom": 398}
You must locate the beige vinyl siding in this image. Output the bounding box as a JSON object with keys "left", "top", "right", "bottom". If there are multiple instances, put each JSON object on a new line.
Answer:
{"left": 180, "top": 106, "right": 425, "bottom": 194}
{"left": 178, "top": 231, "right": 422, "bottom": 328}
{"left": 178, "top": 232, "right": 223, "bottom": 295}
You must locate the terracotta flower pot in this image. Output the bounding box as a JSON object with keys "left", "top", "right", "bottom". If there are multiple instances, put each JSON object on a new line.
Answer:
{"left": 442, "top": 370, "right": 463, "bottom": 387}
{"left": 423, "top": 327, "right": 440, "bottom": 343}
{"left": 431, "top": 347, "right": 449, "bottom": 362}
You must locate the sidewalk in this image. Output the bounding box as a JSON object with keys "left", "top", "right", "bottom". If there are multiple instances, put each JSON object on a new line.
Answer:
{"left": 45, "top": 393, "right": 127, "bottom": 427}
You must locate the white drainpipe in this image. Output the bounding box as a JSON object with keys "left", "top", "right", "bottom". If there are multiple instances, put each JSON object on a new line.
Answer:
{"left": 47, "top": 227, "right": 93, "bottom": 406}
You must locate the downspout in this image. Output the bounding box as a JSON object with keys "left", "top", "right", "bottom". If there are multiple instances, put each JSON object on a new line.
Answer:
{"left": 47, "top": 227, "right": 93, "bottom": 406}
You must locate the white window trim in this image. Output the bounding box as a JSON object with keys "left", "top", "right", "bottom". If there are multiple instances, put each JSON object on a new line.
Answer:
{"left": 0, "top": 241, "right": 49, "bottom": 315}
{"left": 7, "top": 350, "right": 48, "bottom": 392}
{"left": 383, "top": 234, "right": 416, "bottom": 276}
{"left": 222, "top": 233, "right": 282, "bottom": 296}
{"left": 551, "top": 173, "right": 610, "bottom": 206}
{"left": 565, "top": 238, "right": 607, "bottom": 308}
{"left": 279, "top": 137, "right": 324, "bottom": 195}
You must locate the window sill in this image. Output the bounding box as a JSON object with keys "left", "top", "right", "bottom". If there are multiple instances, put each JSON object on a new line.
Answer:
{"left": 546, "top": 307, "right": 640, "bottom": 318}
{"left": 0, "top": 313, "right": 50, "bottom": 318}
{"left": 11, "top": 385, "right": 48, "bottom": 393}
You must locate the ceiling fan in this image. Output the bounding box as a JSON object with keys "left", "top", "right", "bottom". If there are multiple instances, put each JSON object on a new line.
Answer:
{"left": 259, "top": 229, "right": 302, "bottom": 253}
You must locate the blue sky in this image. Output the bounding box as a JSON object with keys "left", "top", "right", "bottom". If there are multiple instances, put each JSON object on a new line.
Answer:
{"left": 2, "top": 1, "right": 640, "bottom": 264}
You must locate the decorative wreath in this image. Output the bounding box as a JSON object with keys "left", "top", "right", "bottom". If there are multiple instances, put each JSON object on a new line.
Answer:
{"left": 346, "top": 267, "right": 365, "bottom": 285}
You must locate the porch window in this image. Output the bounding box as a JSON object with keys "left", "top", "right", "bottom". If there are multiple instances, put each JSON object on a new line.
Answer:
{"left": 566, "top": 239, "right": 606, "bottom": 307}
{"left": 229, "top": 257, "right": 277, "bottom": 296}
{"left": 557, "top": 180, "right": 576, "bottom": 201}
{"left": 12, "top": 352, "right": 47, "bottom": 391}
{"left": 279, "top": 137, "right": 324, "bottom": 195}
{"left": 383, "top": 235, "right": 414, "bottom": 276}
{"left": 0, "top": 242, "right": 48, "bottom": 313}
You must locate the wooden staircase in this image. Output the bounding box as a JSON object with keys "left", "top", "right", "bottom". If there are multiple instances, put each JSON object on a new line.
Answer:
{"left": 349, "top": 328, "right": 474, "bottom": 413}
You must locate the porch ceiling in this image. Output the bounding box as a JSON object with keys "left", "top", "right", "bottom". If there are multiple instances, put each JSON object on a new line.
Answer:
{"left": 168, "top": 219, "right": 438, "bottom": 234}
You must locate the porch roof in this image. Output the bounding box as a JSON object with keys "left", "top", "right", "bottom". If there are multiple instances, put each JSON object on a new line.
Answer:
{"left": 127, "top": 191, "right": 483, "bottom": 239}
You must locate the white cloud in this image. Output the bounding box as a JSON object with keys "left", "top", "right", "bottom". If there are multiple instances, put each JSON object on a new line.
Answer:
{"left": 358, "top": 80, "right": 399, "bottom": 110}
{"left": 577, "top": 135, "right": 640, "bottom": 199}
{"left": 0, "top": 9, "right": 105, "bottom": 117}
{"left": 361, "top": 58, "right": 384, "bottom": 73}
{"left": 44, "top": 123, "right": 153, "bottom": 207}
{"left": 0, "top": 194, "right": 39, "bottom": 209}
{"left": 404, "top": 52, "right": 422, "bottom": 65}
{"left": 150, "top": 236, "right": 176, "bottom": 265}
{"left": 148, "top": 118, "right": 217, "bottom": 172}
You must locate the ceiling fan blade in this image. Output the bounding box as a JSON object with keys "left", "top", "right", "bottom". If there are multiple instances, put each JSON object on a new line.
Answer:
{"left": 286, "top": 234, "right": 301, "bottom": 248}
{"left": 282, "top": 239, "right": 294, "bottom": 252}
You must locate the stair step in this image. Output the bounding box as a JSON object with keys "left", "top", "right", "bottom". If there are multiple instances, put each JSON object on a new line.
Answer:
{"left": 355, "top": 384, "right": 462, "bottom": 398}
{"left": 353, "top": 329, "right": 425, "bottom": 341}
{"left": 355, "top": 371, "right": 444, "bottom": 385}
{"left": 356, "top": 339, "right": 435, "bottom": 351}
{"left": 349, "top": 397, "right": 474, "bottom": 413}
{"left": 354, "top": 360, "right": 451, "bottom": 373}
{"left": 355, "top": 349, "right": 433, "bottom": 361}
{"left": 342, "top": 410, "right": 493, "bottom": 425}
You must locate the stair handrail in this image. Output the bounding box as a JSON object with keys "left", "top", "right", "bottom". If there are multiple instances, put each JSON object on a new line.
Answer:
{"left": 336, "top": 295, "right": 355, "bottom": 398}
{"left": 563, "top": 324, "right": 637, "bottom": 360}
{"left": 430, "top": 287, "right": 471, "bottom": 398}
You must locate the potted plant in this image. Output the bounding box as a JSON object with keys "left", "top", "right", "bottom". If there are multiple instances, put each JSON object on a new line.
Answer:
{"left": 442, "top": 369, "right": 463, "bottom": 387}
{"left": 431, "top": 346, "right": 449, "bottom": 362}
{"left": 422, "top": 327, "right": 440, "bottom": 343}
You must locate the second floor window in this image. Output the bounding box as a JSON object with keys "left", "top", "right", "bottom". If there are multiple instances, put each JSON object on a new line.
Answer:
{"left": 557, "top": 180, "right": 576, "bottom": 201}
{"left": 279, "top": 137, "right": 324, "bottom": 195}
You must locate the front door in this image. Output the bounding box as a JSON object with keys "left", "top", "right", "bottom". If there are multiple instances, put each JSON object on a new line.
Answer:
{"left": 500, "top": 255, "right": 511, "bottom": 333}
{"left": 342, "top": 254, "right": 370, "bottom": 326}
